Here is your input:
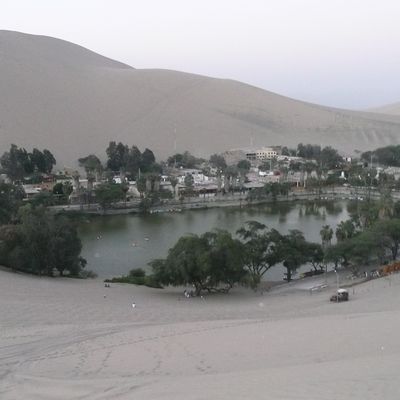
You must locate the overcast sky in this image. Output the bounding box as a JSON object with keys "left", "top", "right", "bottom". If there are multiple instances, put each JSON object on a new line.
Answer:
{"left": 2, "top": 0, "right": 399, "bottom": 109}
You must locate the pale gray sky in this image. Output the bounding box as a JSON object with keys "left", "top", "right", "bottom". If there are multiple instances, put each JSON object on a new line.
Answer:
{"left": 2, "top": 0, "right": 399, "bottom": 109}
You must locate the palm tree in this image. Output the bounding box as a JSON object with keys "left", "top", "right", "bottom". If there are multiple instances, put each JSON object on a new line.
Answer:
{"left": 169, "top": 176, "right": 179, "bottom": 199}
{"left": 320, "top": 224, "right": 333, "bottom": 249}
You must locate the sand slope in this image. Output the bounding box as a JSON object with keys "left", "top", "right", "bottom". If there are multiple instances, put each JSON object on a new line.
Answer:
{"left": 1, "top": 30, "right": 400, "bottom": 166}
{"left": 1, "top": 268, "right": 400, "bottom": 399}
{"left": 369, "top": 102, "right": 400, "bottom": 116}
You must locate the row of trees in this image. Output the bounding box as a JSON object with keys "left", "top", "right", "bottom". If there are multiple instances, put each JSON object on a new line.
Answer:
{"left": 361, "top": 145, "right": 400, "bottom": 167}
{"left": 0, "top": 145, "right": 56, "bottom": 182}
{"left": 281, "top": 143, "right": 343, "bottom": 170}
{"left": 105, "top": 141, "right": 160, "bottom": 178}
{"left": 150, "top": 187, "right": 400, "bottom": 294}
{"left": 150, "top": 221, "right": 325, "bottom": 295}
{"left": 324, "top": 206, "right": 400, "bottom": 275}
{"left": 0, "top": 183, "right": 87, "bottom": 277}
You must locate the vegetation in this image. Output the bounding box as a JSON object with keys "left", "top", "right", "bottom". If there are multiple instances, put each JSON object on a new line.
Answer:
{"left": 236, "top": 221, "right": 282, "bottom": 287}
{"left": 105, "top": 141, "right": 160, "bottom": 178}
{"left": 105, "top": 268, "right": 162, "bottom": 288}
{"left": 94, "top": 183, "right": 125, "bottom": 212}
{"left": 0, "top": 205, "right": 86, "bottom": 276}
{"left": 167, "top": 151, "right": 204, "bottom": 168}
{"left": 361, "top": 145, "right": 400, "bottom": 167}
{"left": 150, "top": 230, "right": 247, "bottom": 295}
{"left": 0, "top": 144, "right": 56, "bottom": 182}
{"left": 0, "top": 183, "right": 25, "bottom": 224}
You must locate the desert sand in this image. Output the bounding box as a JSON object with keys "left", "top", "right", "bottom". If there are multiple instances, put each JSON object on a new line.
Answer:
{"left": 1, "top": 267, "right": 400, "bottom": 400}
{"left": 2, "top": 30, "right": 400, "bottom": 166}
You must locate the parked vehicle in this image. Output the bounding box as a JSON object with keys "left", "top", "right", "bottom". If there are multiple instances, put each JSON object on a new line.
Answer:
{"left": 330, "top": 288, "right": 349, "bottom": 302}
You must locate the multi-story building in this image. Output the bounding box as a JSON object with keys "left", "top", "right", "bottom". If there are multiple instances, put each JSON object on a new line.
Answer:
{"left": 245, "top": 146, "right": 281, "bottom": 162}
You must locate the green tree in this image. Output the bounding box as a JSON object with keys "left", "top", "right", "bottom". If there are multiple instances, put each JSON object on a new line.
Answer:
{"left": 0, "top": 144, "right": 26, "bottom": 182}
{"left": 209, "top": 154, "right": 227, "bottom": 172}
{"left": 184, "top": 173, "right": 194, "bottom": 195}
{"left": 140, "top": 148, "right": 156, "bottom": 172}
{"left": 169, "top": 176, "right": 179, "bottom": 198}
{"left": 371, "top": 219, "right": 400, "bottom": 261}
{"left": 335, "top": 220, "right": 356, "bottom": 242}
{"left": 42, "top": 149, "right": 56, "bottom": 174}
{"left": 0, "top": 183, "right": 25, "bottom": 224}
{"left": 2, "top": 206, "right": 86, "bottom": 276}
{"left": 279, "top": 230, "right": 309, "bottom": 282}
{"left": 320, "top": 224, "right": 333, "bottom": 248}
{"left": 136, "top": 176, "right": 147, "bottom": 197}
{"left": 52, "top": 216, "right": 86, "bottom": 276}
{"left": 307, "top": 242, "right": 324, "bottom": 271}
{"left": 151, "top": 230, "right": 246, "bottom": 295}
{"left": 237, "top": 159, "right": 251, "bottom": 172}
{"left": 237, "top": 221, "right": 282, "bottom": 288}
{"left": 106, "top": 141, "right": 129, "bottom": 172}
{"left": 94, "top": 183, "right": 125, "bottom": 212}
{"left": 78, "top": 154, "right": 103, "bottom": 180}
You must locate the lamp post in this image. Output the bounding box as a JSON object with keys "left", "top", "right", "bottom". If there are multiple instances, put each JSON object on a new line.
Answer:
{"left": 334, "top": 268, "right": 339, "bottom": 302}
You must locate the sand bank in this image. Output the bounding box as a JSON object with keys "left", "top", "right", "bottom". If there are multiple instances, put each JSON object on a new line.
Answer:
{"left": 1, "top": 269, "right": 400, "bottom": 399}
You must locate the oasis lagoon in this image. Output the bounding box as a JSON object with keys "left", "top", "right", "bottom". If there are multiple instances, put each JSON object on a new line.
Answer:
{"left": 78, "top": 201, "right": 349, "bottom": 282}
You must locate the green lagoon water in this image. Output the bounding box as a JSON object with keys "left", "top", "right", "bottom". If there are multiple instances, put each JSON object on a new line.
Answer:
{"left": 78, "top": 201, "right": 349, "bottom": 281}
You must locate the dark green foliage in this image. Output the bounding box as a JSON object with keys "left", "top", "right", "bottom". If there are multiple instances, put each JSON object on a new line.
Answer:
{"left": 209, "top": 154, "right": 227, "bottom": 172}
{"left": 320, "top": 224, "right": 333, "bottom": 248}
{"left": 106, "top": 272, "right": 163, "bottom": 288}
{"left": 362, "top": 145, "right": 400, "bottom": 167}
{"left": 0, "top": 183, "right": 25, "bottom": 224}
{"left": 151, "top": 230, "right": 246, "bottom": 295}
{"left": 78, "top": 154, "right": 103, "bottom": 177}
{"left": 247, "top": 182, "right": 290, "bottom": 202}
{"left": 0, "top": 206, "right": 86, "bottom": 276}
{"left": 52, "top": 181, "right": 73, "bottom": 199}
{"left": 106, "top": 142, "right": 158, "bottom": 178}
{"left": 279, "top": 230, "right": 310, "bottom": 282}
{"left": 29, "top": 191, "right": 55, "bottom": 207}
{"left": 106, "top": 141, "right": 129, "bottom": 172}
{"left": 1, "top": 145, "right": 28, "bottom": 181}
{"left": 306, "top": 242, "right": 324, "bottom": 270}
{"left": 129, "top": 268, "right": 146, "bottom": 278}
{"left": 184, "top": 174, "right": 194, "bottom": 194}
{"left": 296, "top": 143, "right": 342, "bottom": 170}
{"left": 237, "top": 221, "right": 282, "bottom": 287}
{"left": 94, "top": 183, "right": 125, "bottom": 211}
{"left": 371, "top": 219, "right": 400, "bottom": 261}
{"left": 0, "top": 145, "right": 56, "bottom": 181}
{"left": 167, "top": 151, "right": 203, "bottom": 168}
{"left": 237, "top": 159, "right": 251, "bottom": 172}
{"left": 335, "top": 219, "right": 357, "bottom": 241}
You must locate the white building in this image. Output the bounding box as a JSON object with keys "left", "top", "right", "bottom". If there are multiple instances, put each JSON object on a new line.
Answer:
{"left": 246, "top": 146, "right": 281, "bottom": 162}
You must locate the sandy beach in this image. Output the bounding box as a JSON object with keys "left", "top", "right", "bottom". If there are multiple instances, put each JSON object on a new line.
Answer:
{"left": 1, "top": 268, "right": 400, "bottom": 399}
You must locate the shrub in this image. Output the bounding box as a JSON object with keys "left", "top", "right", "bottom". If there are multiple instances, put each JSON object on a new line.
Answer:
{"left": 129, "top": 268, "right": 146, "bottom": 278}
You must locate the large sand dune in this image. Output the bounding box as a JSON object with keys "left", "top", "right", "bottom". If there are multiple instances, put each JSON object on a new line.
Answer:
{"left": 1, "top": 268, "right": 400, "bottom": 399}
{"left": 1, "top": 30, "right": 400, "bottom": 166}
{"left": 369, "top": 102, "right": 400, "bottom": 116}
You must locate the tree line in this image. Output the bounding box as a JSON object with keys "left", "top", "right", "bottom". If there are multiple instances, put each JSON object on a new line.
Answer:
{"left": 0, "top": 145, "right": 56, "bottom": 182}
{"left": 145, "top": 193, "right": 400, "bottom": 295}
{"left": 0, "top": 183, "right": 87, "bottom": 277}
{"left": 149, "top": 221, "right": 325, "bottom": 295}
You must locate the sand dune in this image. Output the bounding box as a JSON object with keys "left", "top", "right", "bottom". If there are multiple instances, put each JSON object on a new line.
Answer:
{"left": 369, "top": 102, "right": 400, "bottom": 116}
{"left": 1, "top": 30, "right": 400, "bottom": 166}
{"left": 1, "top": 268, "right": 400, "bottom": 399}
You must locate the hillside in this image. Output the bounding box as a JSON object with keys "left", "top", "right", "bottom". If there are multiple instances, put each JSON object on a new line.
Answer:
{"left": 1, "top": 30, "right": 400, "bottom": 166}
{"left": 369, "top": 102, "right": 400, "bottom": 116}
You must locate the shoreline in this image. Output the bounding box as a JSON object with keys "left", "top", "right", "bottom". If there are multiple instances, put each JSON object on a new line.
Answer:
{"left": 49, "top": 185, "right": 398, "bottom": 216}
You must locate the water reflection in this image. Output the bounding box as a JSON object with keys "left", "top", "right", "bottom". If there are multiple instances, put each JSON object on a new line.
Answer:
{"left": 78, "top": 201, "right": 349, "bottom": 281}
